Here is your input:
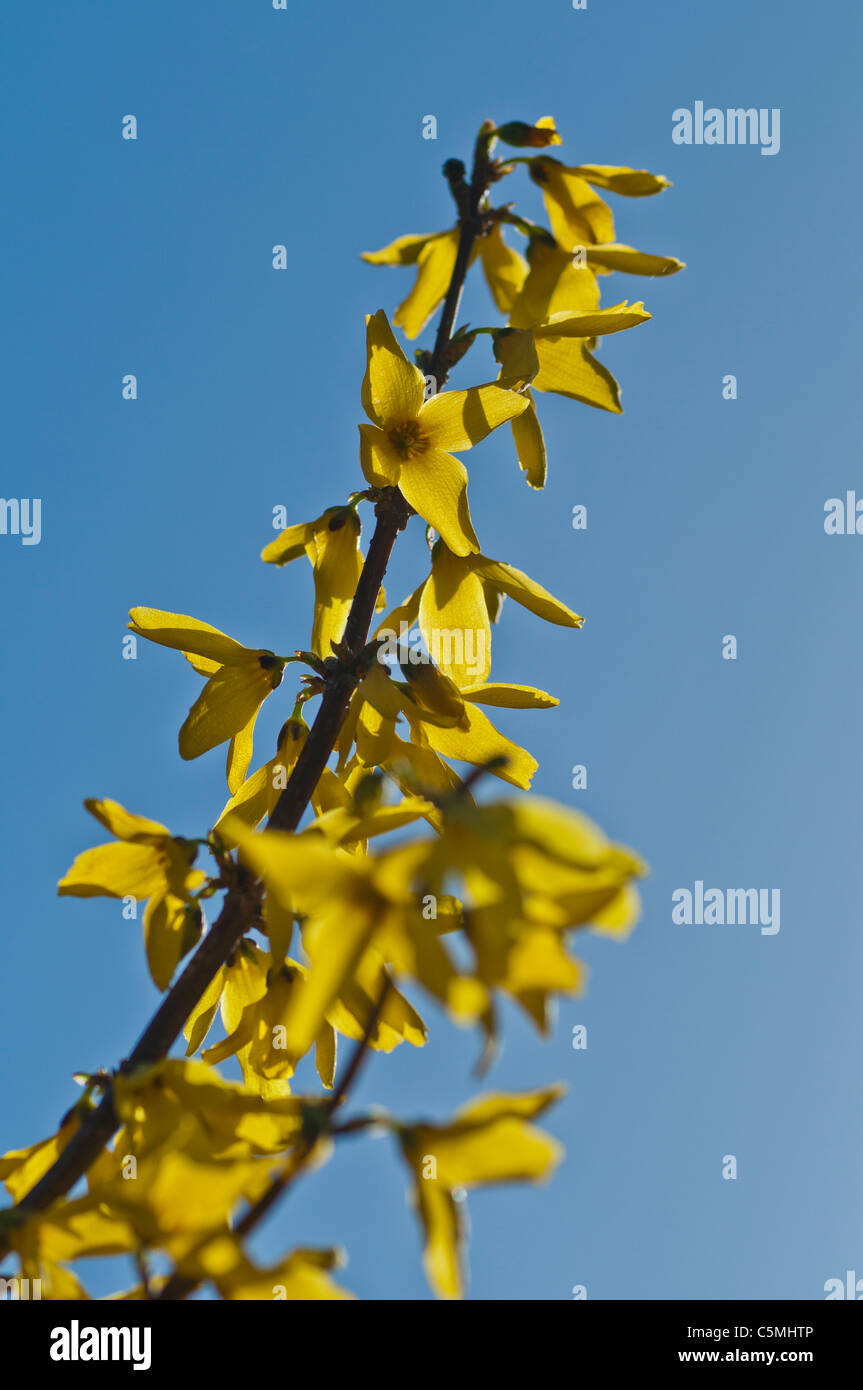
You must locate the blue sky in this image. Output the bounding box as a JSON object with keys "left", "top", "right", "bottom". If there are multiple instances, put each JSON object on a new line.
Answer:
{"left": 2, "top": 0, "right": 862, "bottom": 1299}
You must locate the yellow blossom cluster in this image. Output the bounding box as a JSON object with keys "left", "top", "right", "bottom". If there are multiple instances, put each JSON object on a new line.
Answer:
{"left": 0, "top": 116, "right": 679, "bottom": 1301}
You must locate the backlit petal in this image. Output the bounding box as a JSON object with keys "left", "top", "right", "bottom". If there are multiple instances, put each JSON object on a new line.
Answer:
{"left": 510, "top": 394, "right": 547, "bottom": 488}
{"left": 421, "top": 383, "right": 529, "bottom": 452}
{"left": 479, "top": 225, "right": 529, "bottom": 314}
{"left": 362, "top": 309, "right": 426, "bottom": 426}
{"left": 359, "top": 423, "right": 401, "bottom": 488}
{"left": 83, "top": 798, "right": 170, "bottom": 844}
{"left": 128, "top": 608, "right": 251, "bottom": 666}
{"left": 469, "top": 557, "right": 582, "bottom": 626}
{"left": 179, "top": 662, "right": 282, "bottom": 760}
{"left": 461, "top": 683, "right": 558, "bottom": 709}
{"left": 419, "top": 544, "right": 491, "bottom": 688}
{"left": 533, "top": 336, "right": 623, "bottom": 411}
{"left": 569, "top": 164, "right": 671, "bottom": 197}
{"left": 398, "top": 448, "right": 480, "bottom": 557}
{"left": 58, "top": 842, "right": 165, "bottom": 899}
{"left": 361, "top": 232, "right": 437, "bottom": 266}
{"left": 586, "top": 243, "right": 685, "bottom": 276}
{"left": 394, "top": 230, "right": 460, "bottom": 340}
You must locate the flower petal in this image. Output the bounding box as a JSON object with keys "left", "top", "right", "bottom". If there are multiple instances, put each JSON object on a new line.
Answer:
{"left": 394, "top": 230, "right": 460, "bottom": 340}
{"left": 359, "top": 423, "right": 401, "bottom": 488}
{"left": 469, "top": 557, "right": 582, "bottom": 626}
{"left": 361, "top": 232, "right": 437, "bottom": 266}
{"left": 261, "top": 513, "right": 330, "bottom": 567}
{"left": 414, "top": 703, "right": 538, "bottom": 789}
{"left": 533, "top": 337, "right": 623, "bottom": 411}
{"left": 214, "top": 765, "right": 271, "bottom": 839}
{"left": 414, "top": 1173, "right": 464, "bottom": 1300}
{"left": 419, "top": 545, "right": 491, "bottom": 689}
{"left": 184, "top": 652, "right": 221, "bottom": 676}
{"left": 534, "top": 302, "right": 651, "bottom": 338}
{"left": 586, "top": 243, "right": 685, "bottom": 276}
{"left": 455, "top": 1084, "right": 566, "bottom": 1126}
{"left": 569, "top": 164, "right": 671, "bottom": 197}
{"left": 529, "top": 158, "right": 615, "bottom": 249}
{"left": 421, "top": 384, "right": 529, "bottom": 452}
{"left": 461, "top": 683, "right": 558, "bottom": 709}
{"left": 128, "top": 608, "right": 252, "bottom": 666}
{"left": 493, "top": 331, "right": 540, "bottom": 389}
{"left": 362, "top": 309, "right": 426, "bottom": 427}
{"left": 83, "top": 798, "right": 170, "bottom": 844}
{"left": 479, "top": 225, "right": 529, "bottom": 314}
{"left": 509, "top": 242, "right": 600, "bottom": 328}
{"left": 398, "top": 448, "right": 480, "bottom": 557}
{"left": 143, "top": 892, "right": 202, "bottom": 992}
{"left": 226, "top": 707, "right": 260, "bottom": 795}
{"left": 183, "top": 968, "right": 226, "bottom": 1056}
{"left": 180, "top": 662, "right": 282, "bottom": 760}
{"left": 58, "top": 842, "right": 165, "bottom": 899}
{"left": 310, "top": 510, "right": 363, "bottom": 659}
{"left": 510, "top": 395, "right": 547, "bottom": 489}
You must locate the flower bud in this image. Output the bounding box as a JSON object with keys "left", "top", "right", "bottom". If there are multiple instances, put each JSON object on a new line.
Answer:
{"left": 495, "top": 119, "right": 562, "bottom": 149}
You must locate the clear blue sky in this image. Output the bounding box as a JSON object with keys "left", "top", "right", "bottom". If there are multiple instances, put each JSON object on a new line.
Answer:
{"left": 2, "top": 0, "right": 862, "bottom": 1300}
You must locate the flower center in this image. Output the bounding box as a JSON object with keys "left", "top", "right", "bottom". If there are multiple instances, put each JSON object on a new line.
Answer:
{"left": 387, "top": 420, "right": 429, "bottom": 461}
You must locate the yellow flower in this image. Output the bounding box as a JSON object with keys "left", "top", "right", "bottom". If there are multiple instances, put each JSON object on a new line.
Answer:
{"left": 478, "top": 223, "right": 531, "bottom": 314}
{"left": 359, "top": 310, "right": 528, "bottom": 556}
{"left": 363, "top": 226, "right": 547, "bottom": 341}
{"left": 376, "top": 535, "right": 581, "bottom": 694}
{"left": 506, "top": 234, "right": 683, "bottom": 340}
{"left": 21, "top": 1131, "right": 281, "bottom": 1277}
{"left": 506, "top": 302, "right": 650, "bottom": 427}
{"left": 198, "top": 1240, "right": 354, "bottom": 1300}
{"left": 96, "top": 1150, "right": 274, "bottom": 1251}
{"left": 200, "top": 944, "right": 426, "bottom": 1093}
{"left": 349, "top": 654, "right": 542, "bottom": 792}
{"left": 401, "top": 665, "right": 544, "bottom": 791}
{"left": 368, "top": 794, "right": 644, "bottom": 1043}
{"left": 261, "top": 506, "right": 364, "bottom": 661}
{"left": 506, "top": 236, "right": 597, "bottom": 323}
{"left": 221, "top": 784, "right": 643, "bottom": 1059}
{"left": 0, "top": 1110, "right": 84, "bottom": 1203}
{"left": 57, "top": 799, "right": 205, "bottom": 991}
{"left": 362, "top": 231, "right": 468, "bottom": 340}
{"left": 128, "top": 608, "right": 287, "bottom": 790}
{"left": 8, "top": 1200, "right": 140, "bottom": 1274}
{"left": 225, "top": 822, "right": 399, "bottom": 1069}
{"left": 5, "top": 1062, "right": 310, "bottom": 1285}
{"left": 224, "top": 818, "right": 481, "bottom": 1051}
{"left": 199, "top": 944, "right": 334, "bottom": 1093}
{"left": 528, "top": 156, "right": 671, "bottom": 252}
{"left": 112, "top": 1058, "right": 306, "bottom": 1159}
{"left": 487, "top": 294, "right": 654, "bottom": 476}
{"left": 214, "top": 714, "right": 305, "bottom": 835}
{"left": 359, "top": 115, "right": 557, "bottom": 334}
{"left": 396, "top": 1086, "right": 565, "bottom": 1298}
{"left": 488, "top": 232, "right": 680, "bottom": 469}
{"left": 357, "top": 534, "right": 582, "bottom": 791}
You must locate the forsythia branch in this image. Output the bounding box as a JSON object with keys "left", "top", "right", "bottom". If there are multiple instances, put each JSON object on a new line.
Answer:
{"left": 0, "top": 125, "right": 498, "bottom": 1265}
{"left": 1, "top": 112, "right": 679, "bottom": 1298}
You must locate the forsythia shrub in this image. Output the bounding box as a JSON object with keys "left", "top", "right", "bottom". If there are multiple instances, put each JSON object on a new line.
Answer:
{"left": 0, "top": 116, "right": 682, "bottom": 1300}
